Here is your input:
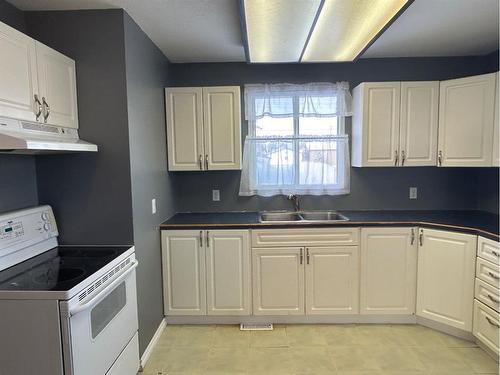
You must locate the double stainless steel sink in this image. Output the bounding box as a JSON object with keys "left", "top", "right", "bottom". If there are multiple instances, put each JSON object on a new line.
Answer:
{"left": 259, "top": 211, "right": 349, "bottom": 224}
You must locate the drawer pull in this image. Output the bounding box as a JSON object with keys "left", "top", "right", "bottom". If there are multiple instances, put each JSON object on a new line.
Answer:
{"left": 492, "top": 250, "right": 500, "bottom": 257}
{"left": 487, "top": 294, "right": 500, "bottom": 304}
{"left": 299, "top": 248, "right": 303, "bottom": 265}
{"left": 485, "top": 316, "right": 500, "bottom": 328}
{"left": 488, "top": 271, "right": 500, "bottom": 280}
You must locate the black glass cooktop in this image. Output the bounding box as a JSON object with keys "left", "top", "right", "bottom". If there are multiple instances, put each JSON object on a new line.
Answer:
{"left": 0, "top": 246, "right": 131, "bottom": 291}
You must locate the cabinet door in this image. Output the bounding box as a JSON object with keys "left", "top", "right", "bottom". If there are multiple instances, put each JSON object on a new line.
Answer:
{"left": 438, "top": 73, "right": 496, "bottom": 167}
{"left": 492, "top": 72, "right": 499, "bottom": 167}
{"left": 305, "top": 246, "right": 359, "bottom": 315}
{"left": 360, "top": 227, "right": 417, "bottom": 315}
{"left": 416, "top": 228, "right": 476, "bottom": 331}
{"left": 399, "top": 82, "right": 439, "bottom": 166}
{"left": 36, "top": 42, "right": 78, "bottom": 129}
{"left": 202, "top": 86, "right": 241, "bottom": 170}
{"left": 165, "top": 88, "right": 204, "bottom": 171}
{"left": 161, "top": 231, "right": 206, "bottom": 315}
{"left": 206, "top": 230, "right": 250, "bottom": 315}
{"left": 352, "top": 82, "right": 401, "bottom": 166}
{"left": 0, "top": 22, "right": 38, "bottom": 122}
{"left": 252, "top": 247, "right": 304, "bottom": 315}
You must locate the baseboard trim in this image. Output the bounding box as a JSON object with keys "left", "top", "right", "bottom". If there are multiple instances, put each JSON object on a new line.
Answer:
{"left": 416, "top": 316, "right": 474, "bottom": 341}
{"left": 476, "top": 339, "right": 500, "bottom": 362}
{"left": 139, "top": 318, "right": 166, "bottom": 372}
{"left": 165, "top": 314, "right": 417, "bottom": 325}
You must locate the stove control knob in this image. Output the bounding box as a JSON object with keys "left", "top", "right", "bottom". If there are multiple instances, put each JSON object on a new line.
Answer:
{"left": 43, "top": 223, "right": 51, "bottom": 231}
{"left": 41, "top": 212, "right": 49, "bottom": 221}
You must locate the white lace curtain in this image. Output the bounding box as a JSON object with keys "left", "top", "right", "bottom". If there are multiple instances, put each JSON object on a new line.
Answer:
{"left": 244, "top": 82, "right": 352, "bottom": 120}
{"left": 240, "top": 82, "right": 352, "bottom": 197}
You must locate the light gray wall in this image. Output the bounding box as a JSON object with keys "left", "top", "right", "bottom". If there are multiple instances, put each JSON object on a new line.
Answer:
{"left": 170, "top": 54, "right": 499, "bottom": 213}
{"left": 26, "top": 10, "right": 135, "bottom": 244}
{"left": 0, "top": 0, "right": 38, "bottom": 213}
{"left": 123, "top": 12, "right": 176, "bottom": 354}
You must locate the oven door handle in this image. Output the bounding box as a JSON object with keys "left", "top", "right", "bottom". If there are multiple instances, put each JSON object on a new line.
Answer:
{"left": 69, "top": 260, "right": 138, "bottom": 317}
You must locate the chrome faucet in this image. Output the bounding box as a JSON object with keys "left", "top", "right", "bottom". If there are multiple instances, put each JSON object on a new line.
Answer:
{"left": 287, "top": 194, "right": 300, "bottom": 212}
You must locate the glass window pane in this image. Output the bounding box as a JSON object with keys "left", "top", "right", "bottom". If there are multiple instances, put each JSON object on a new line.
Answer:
{"left": 299, "top": 117, "right": 338, "bottom": 136}
{"left": 91, "top": 282, "right": 127, "bottom": 339}
{"left": 254, "top": 140, "right": 295, "bottom": 186}
{"left": 299, "top": 140, "right": 337, "bottom": 185}
{"left": 255, "top": 116, "right": 294, "bottom": 137}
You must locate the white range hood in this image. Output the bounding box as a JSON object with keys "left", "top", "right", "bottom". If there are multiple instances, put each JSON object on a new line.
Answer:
{"left": 0, "top": 117, "right": 97, "bottom": 154}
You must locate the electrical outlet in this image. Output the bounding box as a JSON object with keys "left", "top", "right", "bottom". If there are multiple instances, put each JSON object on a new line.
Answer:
{"left": 152, "top": 198, "right": 157, "bottom": 214}
{"left": 212, "top": 189, "right": 220, "bottom": 202}
{"left": 409, "top": 187, "right": 418, "bottom": 200}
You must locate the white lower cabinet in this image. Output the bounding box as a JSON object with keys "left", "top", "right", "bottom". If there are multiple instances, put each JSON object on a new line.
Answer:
{"left": 416, "top": 228, "right": 476, "bottom": 332}
{"left": 252, "top": 247, "right": 305, "bottom": 315}
{"left": 360, "top": 227, "right": 417, "bottom": 315}
{"left": 306, "top": 247, "right": 359, "bottom": 315}
{"left": 162, "top": 230, "right": 250, "bottom": 316}
{"left": 473, "top": 300, "right": 500, "bottom": 355}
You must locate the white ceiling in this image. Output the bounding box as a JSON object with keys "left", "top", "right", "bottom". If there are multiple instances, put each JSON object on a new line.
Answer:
{"left": 7, "top": 0, "right": 500, "bottom": 63}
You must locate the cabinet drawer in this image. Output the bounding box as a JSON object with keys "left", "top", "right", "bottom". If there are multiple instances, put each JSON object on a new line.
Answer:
{"left": 478, "top": 237, "right": 500, "bottom": 265}
{"left": 476, "top": 257, "right": 500, "bottom": 288}
{"left": 473, "top": 300, "right": 500, "bottom": 355}
{"left": 251, "top": 228, "right": 359, "bottom": 247}
{"left": 475, "top": 278, "right": 500, "bottom": 312}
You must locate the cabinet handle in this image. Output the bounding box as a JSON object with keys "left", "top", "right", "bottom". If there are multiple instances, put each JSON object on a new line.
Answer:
{"left": 485, "top": 316, "right": 500, "bottom": 328}
{"left": 438, "top": 150, "right": 443, "bottom": 166}
{"left": 306, "top": 248, "right": 310, "bottom": 265}
{"left": 488, "top": 271, "right": 499, "bottom": 280}
{"left": 492, "top": 250, "right": 500, "bottom": 257}
{"left": 299, "top": 248, "right": 303, "bottom": 265}
{"left": 199, "top": 155, "right": 203, "bottom": 170}
{"left": 206, "top": 231, "right": 210, "bottom": 247}
{"left": 419, "top": 229, "right": 423, "bottom": 246}
{"left": 42, "top": 97, "right": 50, "bottom": 123}
{"left": 34, "top": 94, "right": 42, "bottom": 121}
{"left": 401, "top": 150, "right": 406, "bottom": 166}
{"left": 487, "top": 294, "right": 500, "bottom": 304}
{"left": 394, "top": 150, "right": 399, "bottom": 166}
{"left": 411, "top": 228, "right": 415, "bottom": 245}
{"left": 199, "top": 231, "right": 203, "bottom": 247}
{"left": 205, "top": 154, "right": 209, "bottom": 170}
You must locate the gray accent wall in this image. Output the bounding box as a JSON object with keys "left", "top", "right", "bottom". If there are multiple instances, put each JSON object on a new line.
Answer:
{"left": 123, "top": 12, "right": 176, "bottom": 354}
{"left": 0, "top": 0, "right": 37, "bottom": 213}
{"left": 170, "top": 54, "right": 499, "bottom": 213}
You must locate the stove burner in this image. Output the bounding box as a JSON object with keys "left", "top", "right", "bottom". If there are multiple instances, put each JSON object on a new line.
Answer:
{"left": 34, "top": 267, "right": 86, "bottom": 284}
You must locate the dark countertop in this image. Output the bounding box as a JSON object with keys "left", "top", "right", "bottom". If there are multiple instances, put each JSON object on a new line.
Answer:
{"left": 160, "top": 210, "right": 499, "bottom": 241}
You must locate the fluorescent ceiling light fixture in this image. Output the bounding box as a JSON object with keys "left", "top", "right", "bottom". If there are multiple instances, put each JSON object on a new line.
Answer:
{"left": 242, "top": 0, "right": 322, "bottom": 63}
{"left": 302, "top": 0, "right": 412, "bottom": 62}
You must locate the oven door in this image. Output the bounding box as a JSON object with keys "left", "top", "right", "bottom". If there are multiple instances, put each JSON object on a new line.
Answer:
{"left": 65, "top": 260, "right": 139, "bottom": 375}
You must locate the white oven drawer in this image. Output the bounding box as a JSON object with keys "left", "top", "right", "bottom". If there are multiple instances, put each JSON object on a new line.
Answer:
{"left": 251, "top": 228, "right": 359, "bottom": 247}
{"left": 478, "top": 237, "right": 500, "bottom": 265}
{"left": 106, "top": 332, "right": 139, "bottom": 375}
{"left": 473, "top": 300, "right": 500, "bottom": 355}
{"left": 475, "top": 278, "right": 500, "bottom": 312}
{"left": 476, "top": 257, "right": 500, "bottom": 288}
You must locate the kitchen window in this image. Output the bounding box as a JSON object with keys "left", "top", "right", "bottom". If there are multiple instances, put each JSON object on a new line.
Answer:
{"left": 239, "top": 82, "right": 352, "bottom": 196}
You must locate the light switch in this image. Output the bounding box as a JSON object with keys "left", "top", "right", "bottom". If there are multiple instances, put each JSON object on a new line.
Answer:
{"left": 152, "top": 198, "right": 157, "bottom": 214}
{"left": 212, "top": 190, "right": 220, "bottom": 202}
{"left": 409, "top": 187, "right": 417, "bottom": 200}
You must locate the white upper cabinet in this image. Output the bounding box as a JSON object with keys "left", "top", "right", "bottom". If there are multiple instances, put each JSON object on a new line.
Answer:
{"left": 0, "top": 22, "right": 39, "bottom": 122}
{"left": 165, "top": 88, "right": 204, "bottom": 171}
{"left": 352, "top": 82, "right": 401, "bottom": 167}
{"left": 0, "top": 21, "right": 79, "bottom": 129}
{"left": 206, "top": 230, "right": 251, "bottom": 315}
{"left": 35, "top": 42, "right": 78, "bottom": 129}
{"left": 165, "top": 86, "right": 242, "bottom": 171}
{"left": 438, "top": 73, "right": 496, "bottom": 167}
{"left": 399, "top": 82, "right": 439, "bottom": 166}
{"left": 203, "top": 86, "right": 241, "bottom": 170}
{"left": 360, "top": 227, "right": 417, "bottom": 315}
{"left": 416, "top": 228, "right": 476, "bottom": 332}
{"left": 305, "top": 246, "right": 359, "bottom": 315}
{"left": 492, "top": 72, "right": 499, "bottom": 167}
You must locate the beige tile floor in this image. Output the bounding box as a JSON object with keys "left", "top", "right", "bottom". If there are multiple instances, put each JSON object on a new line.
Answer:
{"left": 141, "top": 324, "right": 499, "bottom": 375}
